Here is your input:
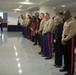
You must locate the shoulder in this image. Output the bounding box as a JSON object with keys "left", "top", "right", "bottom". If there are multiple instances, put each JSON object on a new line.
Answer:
{"left": 48, "top": 19, "right": 53, "bottom": 23}
{"left": 68, "top": 19, "right": 76, "bottom": 25}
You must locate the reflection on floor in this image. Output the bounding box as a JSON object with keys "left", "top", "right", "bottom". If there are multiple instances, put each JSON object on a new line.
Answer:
{"left": 0, "top": 30, "right": 76, "bottom": 75}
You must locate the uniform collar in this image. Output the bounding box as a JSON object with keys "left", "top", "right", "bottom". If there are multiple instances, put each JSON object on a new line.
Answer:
{"left": 46, "top": 18, "right": 50, "bottom": 21}
{"left": 66, "top": 17, "right": 73, "bottom": 22}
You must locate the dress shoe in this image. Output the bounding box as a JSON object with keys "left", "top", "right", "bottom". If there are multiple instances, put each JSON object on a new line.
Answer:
{"left": 45, "top": 57, "right": 51, "bottom": 60}
{"left": 53, "top": 64, "right": 57, "bottom": 66}
{"left": 59, "top": 68, "right": 68, "bottom": 72}
{"left": 55, "top": 65, "right": 62, "bottom": 68}
{"left": 33, "top": 43, "right": 37, "bottom": 45}
{"left": 64, "top": 72, "right": 70, "bottom": 75}
{"left": 41, "top": 54, "right": 46, "bottom": 57}
{"left": 38, "top": 52, "right": 42, "bottom": 55}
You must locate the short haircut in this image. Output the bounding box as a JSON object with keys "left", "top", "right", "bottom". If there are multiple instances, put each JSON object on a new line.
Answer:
{"left": 45, "top": 13, "right": 50, "bottom": 16}
{"left": 59, "top": 12, "right": 63, "bottom": 15}
{"left": 40, "top": 13, "right": 44, "bottom": 15}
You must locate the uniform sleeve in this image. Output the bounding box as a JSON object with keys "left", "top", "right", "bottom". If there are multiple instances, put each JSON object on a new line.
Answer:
{"left": 64, "top": 21, "right": 75, "bottom": 41}
{"left": 38, "top": 19, "right": 45, "bottom": 32}
{"left": 43, "top": 20, "right": 53, "bottom": 34}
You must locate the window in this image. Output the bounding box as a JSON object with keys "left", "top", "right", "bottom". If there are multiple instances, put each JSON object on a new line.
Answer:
{"left": 0, "top": 12, "right": 3, "bottom": 18}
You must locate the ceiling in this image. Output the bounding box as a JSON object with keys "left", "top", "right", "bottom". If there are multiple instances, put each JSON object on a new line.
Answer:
{"left": 0, "top": 0, "right": 76, "bottom": 13}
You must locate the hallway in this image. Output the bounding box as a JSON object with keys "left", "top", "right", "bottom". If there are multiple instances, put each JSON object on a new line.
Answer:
{"left": 0, "top": 31, "right": 75, "bottom": 75}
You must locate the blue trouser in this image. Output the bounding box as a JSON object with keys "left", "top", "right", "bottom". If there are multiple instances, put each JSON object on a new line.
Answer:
{"left": 40, "top": 33, "right": 44, "bottom": 53}
{"left": 43, "top": 32, "right": 52, "bottom": 58}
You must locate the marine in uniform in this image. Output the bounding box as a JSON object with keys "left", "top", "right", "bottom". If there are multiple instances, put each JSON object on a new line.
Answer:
{"left": 60, "top": 10, "right": 76, "bottom": 75}
{"left": 38, "top": 13, "right": 46, "bottom": 55}
{"left": 22, "top": 16, "right": 27, "bottom": 38}
{"left": 42, "top": 13, "right": 54, "bottom": 59}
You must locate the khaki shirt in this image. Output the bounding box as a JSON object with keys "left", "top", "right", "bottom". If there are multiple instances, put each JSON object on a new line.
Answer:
{"left": 22, "top": 19, "right": 27, "bottom": 27}
{"left": 62, "top": 17, "right": 76, "bottom": 41}
{"left": 42, "top": 19, "right": 54, "bottom": 34}
{"left": 38, "top": 18, "right": 46, "bottom": 32}
{"left": 26, "top": 19, "right": 30, "bottom": 26}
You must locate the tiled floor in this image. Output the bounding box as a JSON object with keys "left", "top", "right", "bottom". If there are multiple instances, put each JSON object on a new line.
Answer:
{"left": 0, "top": 30, "right": 76, "bottom": 75}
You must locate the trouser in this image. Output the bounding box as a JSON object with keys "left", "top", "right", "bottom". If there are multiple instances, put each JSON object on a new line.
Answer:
{"left": 0, "top": 24, "right": 3, "bottom": 32}
{"left": 22, "top": 27, "right": 27, "bottom": 38}
{"left": 54, "top": 41, "right": 62, "bottom": 66}
{"left": 34, "top": 33, "right": 40, "bottom": 44}
{"left": 63, "top": 36, "right": 75, "bottom": 75}
{"left": 34, "top": 33, "right": 38, "bottom": 44}
{"left": 38, "top": 34, "right": 40, "bottom": 46}
{"left": 43, "top": 32, "right": 52, "bottom": 58}
{"left": 52, "top": 33, "right": 55, "bottom": 52}
{"left": 40, "top": 33, "right": 44, "bottom": 54}
{"left": 31, "top": 36, "right": 35, "bottom": 42}
{"left": 27, "top": 26, "right": 31, "bottom": 39}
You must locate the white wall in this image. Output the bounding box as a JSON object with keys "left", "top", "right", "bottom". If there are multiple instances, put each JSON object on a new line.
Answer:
{"left": 25, "top": 11, "right": 32, "bottom": 16}
{"left": 39, "top": 6, "right": 56, "bottom": 18}
{"left": 71, "top": 11, "right": 76, "bottom": 17}
{"left": 25, "top": 6, "right": 56, "bottom": 18}
{"left": 25, "top": 10, "right": 39, "bottom": 16}
{"left": 7, "top": 12, "right": 25, "bottom": 25}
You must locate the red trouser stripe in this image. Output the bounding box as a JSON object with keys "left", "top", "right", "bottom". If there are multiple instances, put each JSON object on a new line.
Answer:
{"left": 70, "top": 37, "right": 74, "bottom": 74}
{"left": 48, "top": 33, "right": 52, "bottom": 57}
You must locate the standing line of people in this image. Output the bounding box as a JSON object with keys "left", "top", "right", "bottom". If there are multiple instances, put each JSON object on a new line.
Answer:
{"left": 18, "top": 10, "right": 76, "bottom": 75}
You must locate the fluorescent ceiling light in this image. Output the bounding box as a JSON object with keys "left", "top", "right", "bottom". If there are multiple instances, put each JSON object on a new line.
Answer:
{"left": 61, "top": 5, "right": 66, "bottom": 7}
{"left": 14, "top": 5, "right": 22, "bottom": 12}
{"left": 14, "top": 8, "right": 22, "bottom": 11}
{"left": 25, "top": 6, "right": 35, "bottom": 11}
{"left": 18, "top": 2, "right": 35, "bottom": 4}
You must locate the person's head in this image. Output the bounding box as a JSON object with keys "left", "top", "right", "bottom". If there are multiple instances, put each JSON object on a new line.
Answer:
{"left": 32, "top": 16, "right": 36, "bottom": 23}
{"left": 21, "top": 15, "right": 23, "bottom": 19}
{"left": 58, "top": 12, "right": 63, "bottom": 18}
{"left": 74, "top": 16, "right": 76, "bottom": 20}
{"left": 63, "top": 10, "right": 71, "bottom": 20}
{"left": 22, "top": 15, "right": 26, "bottom": 20}
{"left": 44, "top": 13, "right": 50, "bottom": 20}
{"left": 39, "top": 13, "right": 44, "bottom": 19}
{"left": 24, "top": 15, "right": 26, "bottom": 19}
{"left": 27, "top": 15, "right": 31, "bottom": 19}
{"left": 18, "top": 16, "right": 20, "bottom": 18}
